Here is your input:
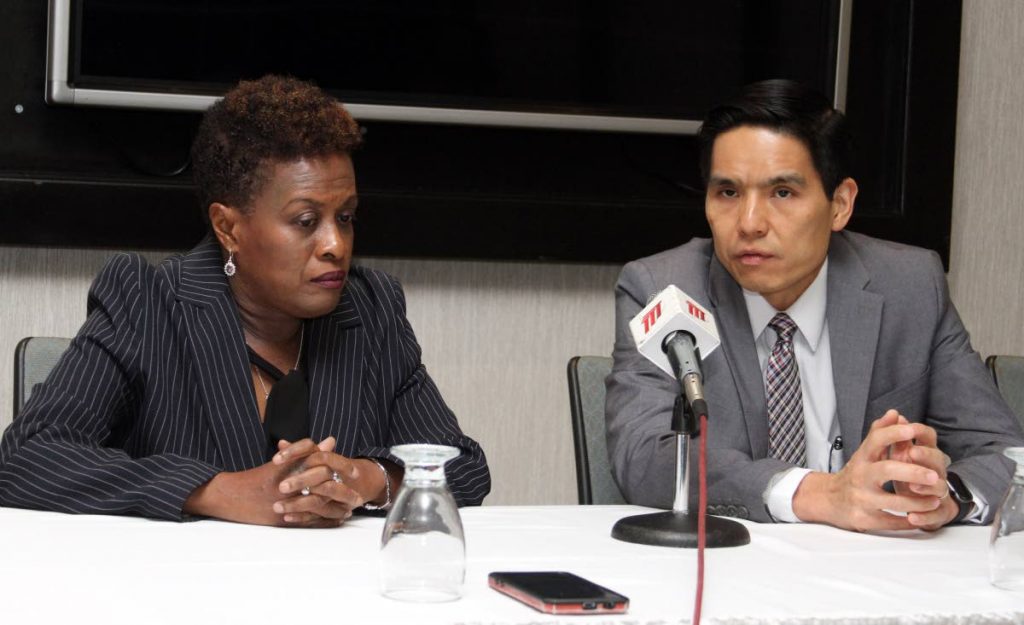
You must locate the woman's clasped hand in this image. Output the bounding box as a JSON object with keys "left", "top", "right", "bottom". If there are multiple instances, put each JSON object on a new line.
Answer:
{"left": 184, "top": 436, "right": 393, "bottom": 528}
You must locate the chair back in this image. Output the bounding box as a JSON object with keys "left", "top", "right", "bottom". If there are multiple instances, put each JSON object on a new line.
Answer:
{"left": 13, "top": 336, "right": 72, "bottom": 418}
{"left": 567, "top": 356, "right": 626, "bottom": 505}
{"left": 986, "top": 355, "right": 1024, "bottom": 428}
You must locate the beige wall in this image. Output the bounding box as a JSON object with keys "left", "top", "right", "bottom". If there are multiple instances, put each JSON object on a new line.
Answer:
{"left": 1, "top": 0, "right": 1022, "bottom": 505}
{"left": 947, "top": 0, "right": 1024, "bottom": 358}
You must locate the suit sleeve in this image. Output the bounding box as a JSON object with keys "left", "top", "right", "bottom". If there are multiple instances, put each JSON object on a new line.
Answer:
{"left": 605, "top": 260, "right": 685, "bottom": 508}
{"left": 921, "top": 252, "right": 1024, "bottom": 521}
{"left": 357, "top": 274, "right": 491, "bottom": 507}
{"left": 606, "top": 260, "right": 787, "bottom": 521}
{"left": 0, "top": 255, "right": 220, "bottom": 520}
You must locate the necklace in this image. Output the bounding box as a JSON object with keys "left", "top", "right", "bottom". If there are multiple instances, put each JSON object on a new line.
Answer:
{"left": 253, "top": 325, "right": 304, "bottom": 401}
{"left": 254, "top": 366, "right": 271, "bottom": 399}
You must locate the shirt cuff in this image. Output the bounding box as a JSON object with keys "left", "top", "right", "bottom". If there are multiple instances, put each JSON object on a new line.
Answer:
{"left": 764, "top": 467, "right": 813, "bottom": 523}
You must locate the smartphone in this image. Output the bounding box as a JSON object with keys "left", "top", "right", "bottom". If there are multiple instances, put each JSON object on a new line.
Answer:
{"left": 488, "top": 571, "right": 629, "bottom": 615}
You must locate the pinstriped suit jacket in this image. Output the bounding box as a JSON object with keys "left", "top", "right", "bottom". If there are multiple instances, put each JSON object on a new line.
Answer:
{"left": 0, "top": 238, "right": 490, "bottom": 520}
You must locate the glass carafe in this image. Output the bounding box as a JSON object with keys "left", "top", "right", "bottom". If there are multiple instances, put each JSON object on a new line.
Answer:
{"left": 379, "top": 444, "right": 465, "bottom": 602}
{"left": 990, "top": 447, "right": 1024, "bottom": 590}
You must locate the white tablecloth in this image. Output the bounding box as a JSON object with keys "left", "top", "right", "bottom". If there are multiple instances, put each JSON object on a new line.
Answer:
{"left": 0, "top": 505, "right": 1021, "bottom": 624}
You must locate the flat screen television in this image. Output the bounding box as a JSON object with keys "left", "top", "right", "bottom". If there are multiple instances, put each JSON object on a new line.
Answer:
{"left": 46, "top": 0, "right": 850, "bottom": 134}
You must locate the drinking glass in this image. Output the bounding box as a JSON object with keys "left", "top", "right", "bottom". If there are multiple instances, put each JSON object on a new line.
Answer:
{"left": 379, "top": 444, "right": 465, "bottom": 602}
{"left": 990, "top": 447, "right": 1024, "bottom": 590}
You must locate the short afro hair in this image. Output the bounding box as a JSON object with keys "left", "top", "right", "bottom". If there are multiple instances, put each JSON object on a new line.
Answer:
{"left": 191, "top": 75, "right": 363, "bottom": 218}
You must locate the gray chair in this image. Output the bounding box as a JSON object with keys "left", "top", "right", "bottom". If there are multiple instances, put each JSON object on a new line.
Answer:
{"left": 13, "top": 336, "right": 72, "bottom": 419}
{"left": 986, "top": 354, "right": 1024, "bottom": 428}
{"left": 567, "top": 356, "right": 627, "bottom": 505}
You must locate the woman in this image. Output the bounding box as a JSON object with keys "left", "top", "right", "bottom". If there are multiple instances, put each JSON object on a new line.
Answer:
{"left": 0, "top": 76, "right": 490, "bottom": 526}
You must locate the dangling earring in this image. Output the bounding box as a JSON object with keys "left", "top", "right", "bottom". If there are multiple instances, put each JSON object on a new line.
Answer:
{"left": 223, "top": 251, "right": 237, "bottom": 277}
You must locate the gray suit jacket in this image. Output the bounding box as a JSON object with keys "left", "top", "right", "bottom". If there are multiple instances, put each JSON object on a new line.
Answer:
{"left": 606, "top": 231, "right": 1024, "bottom": 523}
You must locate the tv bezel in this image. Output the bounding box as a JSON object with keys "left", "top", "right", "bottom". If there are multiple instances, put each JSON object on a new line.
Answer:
{"left": 44, "top": 0, "right": 853, "bottom": 135}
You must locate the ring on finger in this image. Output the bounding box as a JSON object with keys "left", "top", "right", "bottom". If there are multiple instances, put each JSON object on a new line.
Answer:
{"left": 331, "top": 471, "right": 342, "bottom": 484}
{"left": 301, "top": 486, "right": 311, "bottom": 496}
{"left": 938, "top": 487, "right": 950, "bottom": 500}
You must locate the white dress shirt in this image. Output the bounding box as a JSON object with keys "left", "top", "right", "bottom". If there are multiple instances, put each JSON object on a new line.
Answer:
{"left": 744, "top": 260, "right": 836, "bottom": 522}
{"left": 742, "top": 260, "right": 985, "bottom": 523}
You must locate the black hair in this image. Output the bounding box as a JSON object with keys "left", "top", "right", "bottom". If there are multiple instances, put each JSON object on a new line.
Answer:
{"left": 697, "top": 79, "right": 852, "bottom": 198}
{"left": 191, "top": 75, "right": 363, "bottom": 219}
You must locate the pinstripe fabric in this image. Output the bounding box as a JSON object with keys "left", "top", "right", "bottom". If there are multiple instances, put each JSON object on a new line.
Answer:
{"left": 0, "top": 237, "right": 490, "bottom": 520}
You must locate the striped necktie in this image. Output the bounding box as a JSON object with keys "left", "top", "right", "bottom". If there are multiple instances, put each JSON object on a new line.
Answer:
{"left": 766, "top": 313, "right": 807, "bottom": 466}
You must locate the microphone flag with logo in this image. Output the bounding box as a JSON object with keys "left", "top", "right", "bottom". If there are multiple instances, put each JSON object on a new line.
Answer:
{"left": 628, "top": 285, "right": 720, "bottom": 377}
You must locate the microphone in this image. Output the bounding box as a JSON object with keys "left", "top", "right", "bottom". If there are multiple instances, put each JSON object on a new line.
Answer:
{"left": 665, "top": 332, "right": 708, "bottom": 419}
{"left": 612, "top": 284, "right": 749, "bottom": 551}
{"left": 628, "top": 286, "right": 720, "bottom": 416}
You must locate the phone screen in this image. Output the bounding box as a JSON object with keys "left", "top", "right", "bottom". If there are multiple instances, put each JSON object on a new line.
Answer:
{"left": 488, "top": 571, "right": 629, "bottom": 615}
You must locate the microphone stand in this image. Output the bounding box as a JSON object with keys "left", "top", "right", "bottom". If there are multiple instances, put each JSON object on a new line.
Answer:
{"left": 611, "top": 390, "right": 750, "bottom": 548}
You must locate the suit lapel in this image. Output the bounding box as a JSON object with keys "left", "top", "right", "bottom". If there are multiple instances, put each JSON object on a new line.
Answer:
{"left": 176, "top": 237, "right": 268, "bottom": 470}
{"left": 708, "top": 254, "right": 772, "bottom": 458}
{"left": 307, "top": 286, "right": 365, "bottom": 458}
{"left": 826, "top": 233, "right": 883, "bottom": 456}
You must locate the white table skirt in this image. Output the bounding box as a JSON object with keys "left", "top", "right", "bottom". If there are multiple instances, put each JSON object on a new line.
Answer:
{"left": 0, "top": 505, "right": 1021, "bottom": 624}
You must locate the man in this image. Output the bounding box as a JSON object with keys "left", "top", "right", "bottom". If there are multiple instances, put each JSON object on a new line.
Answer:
{"left": 605, "top": 79, "right": 1024, "bottom": 531}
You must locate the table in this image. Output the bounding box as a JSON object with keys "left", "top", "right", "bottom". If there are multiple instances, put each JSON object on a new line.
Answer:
{"left": 1, "top": 505, "right": 1021, "bottom": 624}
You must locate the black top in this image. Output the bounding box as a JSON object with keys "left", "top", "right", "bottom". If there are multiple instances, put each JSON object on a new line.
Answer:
{"left": 247, "top": 344, "right": 309, "bottom": 448}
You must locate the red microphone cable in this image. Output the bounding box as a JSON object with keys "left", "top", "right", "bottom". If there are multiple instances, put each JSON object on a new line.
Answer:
{"left": 692, "top": 413, "right": 709, "bottom": 625}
